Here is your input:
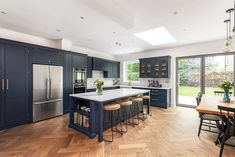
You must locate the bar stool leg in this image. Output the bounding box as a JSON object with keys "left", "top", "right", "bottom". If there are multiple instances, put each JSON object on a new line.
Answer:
{"left": 115, "top": 109, "right": 123, "bottom": 135}
{"left": 131, "top": 101, "right": 139, "bottom": 125}
{"left": 127, "top": 105, "right": 135, "bottom": 127}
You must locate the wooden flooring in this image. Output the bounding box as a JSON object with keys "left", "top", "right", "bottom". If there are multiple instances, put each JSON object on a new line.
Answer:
{"left": 0, "top": 107, "right": 235, "bottom": 157}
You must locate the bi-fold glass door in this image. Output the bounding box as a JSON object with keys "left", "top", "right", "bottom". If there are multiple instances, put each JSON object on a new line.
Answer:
{"left": 177, "top": 57, "right": 201, "bottom": 106}
{"left": 176, "top": 54, "right": 234, "bottom": 107}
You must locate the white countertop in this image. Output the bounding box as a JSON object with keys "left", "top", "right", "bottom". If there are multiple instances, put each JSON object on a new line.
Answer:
{"left": 70, "top": 88, "right": 150, "bottom": 102}
{"left": 119, "top": 85, "right": 171, "bottom": 90}
{"left": 87, "top": 85, "right": 119, "bottom": 89}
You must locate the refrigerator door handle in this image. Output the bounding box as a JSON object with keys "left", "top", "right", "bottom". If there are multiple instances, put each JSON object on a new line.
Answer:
{"left": 33, "top": 98, "right": 63, "bottom": 105}
{"left": 46, "top": 78, "right": 49, "bottom": 99}
{"left": 49, "top": 78, "right": 52, "bottom": 99}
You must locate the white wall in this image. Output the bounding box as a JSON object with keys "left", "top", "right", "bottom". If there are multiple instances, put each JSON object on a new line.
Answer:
{"left": 117, "top": 39, "right": 227, "bottom": 107}
{"left": 0, "top": 27, "right": 116, "bottom": 60}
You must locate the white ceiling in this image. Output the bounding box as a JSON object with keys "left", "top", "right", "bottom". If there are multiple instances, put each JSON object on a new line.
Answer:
{"left": 0, "top": 0, "right": 233, "bottom": 55}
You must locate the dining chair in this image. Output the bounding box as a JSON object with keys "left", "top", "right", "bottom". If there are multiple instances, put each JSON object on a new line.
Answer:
{"left": 214, "top": 91, "right": 232, "bottom": 96}
{"left": 196, "top": 92, "right": 221, "bottom": 136}
{"left": 217, "top": 105, "right": 235, "bottom": 157}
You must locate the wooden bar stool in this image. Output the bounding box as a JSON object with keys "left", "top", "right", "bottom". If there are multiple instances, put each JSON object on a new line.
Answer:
{"left": 118, "top": 99, "right": 134, "bottom": 132}
{"left": 131, "top": 97, "right": 143, "bottom": 125}
{"left": 103, "top": 103, "right": 122, "bottom": 142}
{"left": 140, "top": 95, "right": 150, "bottom": 119}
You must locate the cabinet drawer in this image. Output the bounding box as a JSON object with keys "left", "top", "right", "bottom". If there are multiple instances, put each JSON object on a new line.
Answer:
{"left": 150, "top": 99, "right": 167, "bottom": 108}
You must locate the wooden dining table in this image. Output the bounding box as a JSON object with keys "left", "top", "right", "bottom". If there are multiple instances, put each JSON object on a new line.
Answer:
{"left": 196, "top": 95, "right": 235, "bottom": 115}
{"left": 196, "top": 94, "right": 235, "bottom": 148}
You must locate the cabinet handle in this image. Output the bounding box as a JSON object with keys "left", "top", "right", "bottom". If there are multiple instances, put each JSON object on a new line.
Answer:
{"left": 151, "top": 98, "right": 158, "bottom": 101}
{"left": 1, "top": 79, "right": 4, "bottom": 91}
{"left": 151, "top": 93, "right": 159, "bottom": 96}
{"left": 6, "top": 79, "right": 8, "bottom": 90}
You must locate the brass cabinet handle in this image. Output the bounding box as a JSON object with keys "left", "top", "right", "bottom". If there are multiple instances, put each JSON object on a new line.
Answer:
{"left": 6, "top": 79, "right": 8, "bottom": 90}
{"left": 1, "top": 79, "right": 4, "bottom": 91}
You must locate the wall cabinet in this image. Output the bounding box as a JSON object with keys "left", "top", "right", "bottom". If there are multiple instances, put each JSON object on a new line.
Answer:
{"left": 72, "top": 54, "right": 87, "bottom": 68}
{"left": 92, "top": 57, "right": 120, "bottom": 78}
{"left": 31, "top": 47, "right": 63, "bottom": 65}
{"left": 139, "top": 56, "right": 171, "bottom": 78}
{"left": 0, "top": 43, "right": 30, "bottom": 128}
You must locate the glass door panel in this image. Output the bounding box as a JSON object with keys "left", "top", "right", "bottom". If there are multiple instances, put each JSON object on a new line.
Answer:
{"left": 205, "top": 55, "right": 234, "bottom": 95}
{"left": 177, "top": 58, "right": 201, "bottom": 106}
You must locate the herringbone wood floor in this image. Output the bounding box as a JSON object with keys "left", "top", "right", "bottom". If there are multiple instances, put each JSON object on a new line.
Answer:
{"left": 0, "top": 107, "right": 235, "bottom": 157}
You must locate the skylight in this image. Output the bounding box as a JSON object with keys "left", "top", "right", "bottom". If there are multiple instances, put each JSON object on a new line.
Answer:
{"left": 134, "top": 27, "right": 176, "bottom": 45}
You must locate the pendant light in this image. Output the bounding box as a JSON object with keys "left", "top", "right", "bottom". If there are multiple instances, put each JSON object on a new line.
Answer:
{"left": 224, "top": 19, "right": 232, "bottom": 52}
{"left": 223, "top": 0, "right": 235, "bottom": 52}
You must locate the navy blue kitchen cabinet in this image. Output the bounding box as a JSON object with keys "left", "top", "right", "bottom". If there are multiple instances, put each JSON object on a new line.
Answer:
{"left": 92, "top": 57, "right": 105, "bottom": 71}
{"left": 150, "top": 89, "right": 171, "bottom": 108}
{"left": 72, "top": 54, "right": 87, "bottom": 68}
{"left": 31, "top": 47, "right": 63, "bottom": 65}
{"left": 139, "top": 59, "right": 146, "bottom": 78}
{"left": 1, "top": 44, "right": 30, "bottom": 128}
{"left": 112, "top": 62, "right": 120, "bottom": 78}
{"left": 63, "top": 52, "right": 88, "bottom": 113}
{"left": 0, "top": 44, "right": 4, "bottom": 127}
{"left": 87, "top": 56, "right": 93, "bottom": 78}
{"left": 92, "top": 57, "right": 120, "bottom": 78}
{"left": 139, "top": 56, "right": 171, "bottom": 78}
{"left": 132, "top": 87, "right": 171, "bottom": 108}
{"left": 63, "top": 52, "right": 73, "bottom": 113}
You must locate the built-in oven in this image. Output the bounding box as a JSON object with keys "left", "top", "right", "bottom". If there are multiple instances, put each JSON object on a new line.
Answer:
{"left": 73, "top": 84, "right": 86, "bottom": 94}
{"left": 73, "top": 68, "right": 86, "bottom": 84}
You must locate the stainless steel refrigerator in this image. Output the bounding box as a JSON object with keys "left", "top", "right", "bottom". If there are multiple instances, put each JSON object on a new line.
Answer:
{"left": 33, "top": 64, "right": 63, "bottom": 122}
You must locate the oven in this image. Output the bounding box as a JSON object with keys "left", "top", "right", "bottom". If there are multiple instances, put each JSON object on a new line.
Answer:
{"left": 73, "top": 68, "right": 86, "bottom": 84}
{"left": 73, "top": 84, "right": 86, "bottom": 94}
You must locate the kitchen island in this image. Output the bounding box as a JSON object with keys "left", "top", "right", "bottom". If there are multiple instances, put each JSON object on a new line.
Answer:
{"left": 69, "top": 88, "right": 150, "bottom": 142}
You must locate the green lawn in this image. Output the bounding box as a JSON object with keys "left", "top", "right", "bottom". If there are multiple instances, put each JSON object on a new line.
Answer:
{"left": 178, "top": 86, "right": 223, "bottom": 97}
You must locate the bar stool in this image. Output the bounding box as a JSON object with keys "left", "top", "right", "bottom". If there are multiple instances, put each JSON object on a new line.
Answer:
{"left": 103, "top": 103, "right": 123, "bottom": 142}
{"left": 140, "top": 95, "right": 150, "bottom": 119}
{"left": 118, "top": 99, "right": 134, "bottom": 132}
{"left": 131, "top": 97, "right": 143, "bottom": 125}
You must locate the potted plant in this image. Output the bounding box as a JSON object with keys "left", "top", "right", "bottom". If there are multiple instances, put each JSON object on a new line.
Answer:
{"left": 218, "top": 81, "right": 234, "bottom": 102}
{"left": 94, "top": 79, "right": 104, "bottom": 95}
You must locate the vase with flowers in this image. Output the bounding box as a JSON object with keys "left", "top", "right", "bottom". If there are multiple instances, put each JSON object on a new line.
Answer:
{"left": 94, "top": 79, "right": 104, "bottom": 95}
{"left": 218, "top": 81, "right": 234, "bottom": 103}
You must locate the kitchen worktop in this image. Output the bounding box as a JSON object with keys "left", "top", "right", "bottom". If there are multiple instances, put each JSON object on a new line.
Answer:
{"left": 86, "top": 85, "right": 120, "bottom": 90}
{"left": 119, "top": 85, "right": 171, "bottom": 90}
{"left": 70, "top": 88, "right": 149, "bottom": 102}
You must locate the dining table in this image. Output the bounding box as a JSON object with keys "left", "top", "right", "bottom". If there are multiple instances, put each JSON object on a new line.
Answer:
{"left": 196, "top": 94, "right": 235, "bottom": 145}
{"left": 196, "top": 95, "right": 235, "bottom": 116}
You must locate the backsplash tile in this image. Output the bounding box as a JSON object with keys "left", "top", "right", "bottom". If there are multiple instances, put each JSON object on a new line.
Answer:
{"left": 87, "top": 70, "right": 118, "bottom": 88}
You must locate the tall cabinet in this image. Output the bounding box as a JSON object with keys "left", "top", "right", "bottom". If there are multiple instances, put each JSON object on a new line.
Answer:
{"left": 0, "top": 43, "right": 30, "bottom": 128}
{"left": 0, "top": 44, "right": 4, "bottom": 127}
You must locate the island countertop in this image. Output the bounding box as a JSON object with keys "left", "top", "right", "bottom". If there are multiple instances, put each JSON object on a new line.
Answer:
{"left": 70, "top": 88, "right": 150, "bottom": 102}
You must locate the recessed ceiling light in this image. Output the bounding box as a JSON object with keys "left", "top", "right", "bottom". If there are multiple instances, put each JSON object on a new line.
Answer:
{"left": 80, "top": 16, "right": 85, "bottom": 19}
{"left": 115, "top": 42, "right": 121, "bottom": 46}
{"left": 134, "top": 27, "right": 176, "bottom": 46}
{"left": 0, "top": 11, "right": 7, "bottom": 15}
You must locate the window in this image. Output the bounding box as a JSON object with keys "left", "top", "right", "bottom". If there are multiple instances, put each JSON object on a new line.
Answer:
{"left": 123, "top": 60, "right": 140, "bottom": 82}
